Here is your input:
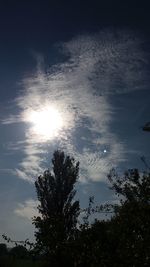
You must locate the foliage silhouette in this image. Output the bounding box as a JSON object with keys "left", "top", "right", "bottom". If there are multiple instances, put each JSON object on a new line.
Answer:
{"left": 70, "top": 168, "right": 150, "bottom": 266}
{"left": 9, "top": 245, "right": 28, "bottom": 259}
{"left": 0, "top": 243, "right": 7, "bottom": 256}
{"left": 107, "top": 168, "right": 150, "bottom": 266}
{"left": 32, "top": 150, "right": 80, "bottom": 265}
{"left": 1, "top": 151, "right": 150, "bottom": 266}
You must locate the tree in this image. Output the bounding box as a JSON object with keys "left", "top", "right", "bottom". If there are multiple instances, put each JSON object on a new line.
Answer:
{"left": 108, "top": 168, "right": 150, "bottom": 204}
{"left": 9, "top": 245, "right": 28, "bottom": 259}
{"left": 33, "top": 150, "right": 80, "bottom": 265}
{"left": 107, "top": 168, "right": 150, "bottom": 266}
{"left": 0, "top": 243, "right": 8, "bottom": 256}
{"left": 74, "top": 168, "right": 150, "bottom": 267}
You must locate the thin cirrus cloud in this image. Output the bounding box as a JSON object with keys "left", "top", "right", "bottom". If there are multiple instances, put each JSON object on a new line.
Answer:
{"left": 2, "top": 29, "right": 149, "bottom": 182}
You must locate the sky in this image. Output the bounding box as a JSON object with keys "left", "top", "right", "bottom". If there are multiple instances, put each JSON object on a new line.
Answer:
{"left": 0, "top": 1, "right": 150, "bottom": 243}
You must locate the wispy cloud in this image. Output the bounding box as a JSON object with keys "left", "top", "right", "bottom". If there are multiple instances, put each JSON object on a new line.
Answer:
{"left": 14, "top": 199, "right": 39, "bottom": 220}
{"left": 1, "top": 29, "right": 149, "bottom": 182}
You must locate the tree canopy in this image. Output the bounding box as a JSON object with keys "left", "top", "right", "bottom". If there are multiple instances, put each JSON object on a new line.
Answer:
{"left": 32, "top": 150, "right": 80, "bottom": 264}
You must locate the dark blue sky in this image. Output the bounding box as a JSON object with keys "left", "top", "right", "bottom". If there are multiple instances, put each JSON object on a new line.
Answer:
{"left": 0, "top": 1, "right": 150, "bottom": 98}
{"left": 0, "top": 1, "right": 150, "bottom": 242}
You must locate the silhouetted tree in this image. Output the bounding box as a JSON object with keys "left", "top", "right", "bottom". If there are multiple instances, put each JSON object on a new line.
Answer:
{"left": 108, "top": 168, "right": 150, "bottom": 203}
{"left": 107, "top": 168, "right": 150, "bottom": 266}
{"left": 33, "top": 150, "right": 80, "bottom": 265}
{"left": 0, "top": 243, "right": 8, "bottom": 267}
{"left": 72, "top": 169, "right": 150, "bottom": 267}
{"left": 0, "top": 243, "right": 7, "bottom": 256}
{"left": 9, "top": 245, "right": 28, "bottom": 259}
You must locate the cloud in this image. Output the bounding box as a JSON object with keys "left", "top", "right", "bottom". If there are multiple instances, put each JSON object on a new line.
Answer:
{"left": 14, "top": 199, "right": 39, "bottom": 220}
{"left": 1, "top": 115, "right": 23, "bottom": 124}
{"left": 63, "top": 30, "right": 149, "bottom": 95}
{"left": 2, "top": 29, "right": 149, "bottom": 182}
{"left": 0, "top": 168, "right": 15, "bottom": 174}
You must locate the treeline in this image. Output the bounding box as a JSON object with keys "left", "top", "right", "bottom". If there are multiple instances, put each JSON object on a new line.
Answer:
{"left": 1, "top": 150, "right": 150, "bottom": 267}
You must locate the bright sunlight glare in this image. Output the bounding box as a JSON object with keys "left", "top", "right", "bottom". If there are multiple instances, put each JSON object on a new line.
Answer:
{"left": 28, "top": 106, "right": 63, "bottom": 140}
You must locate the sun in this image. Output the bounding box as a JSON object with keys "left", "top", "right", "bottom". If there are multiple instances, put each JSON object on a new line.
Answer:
{"left": 28, "top": 106, "right": 63, "bottom": 140}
